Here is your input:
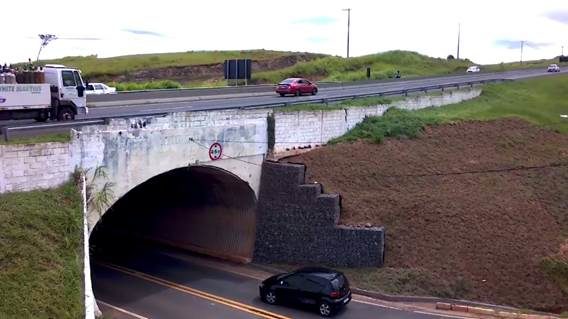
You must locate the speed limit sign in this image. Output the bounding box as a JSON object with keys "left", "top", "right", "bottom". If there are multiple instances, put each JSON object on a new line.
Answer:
{"left": 208, "top": 142, "right": 223, "bottom": 160}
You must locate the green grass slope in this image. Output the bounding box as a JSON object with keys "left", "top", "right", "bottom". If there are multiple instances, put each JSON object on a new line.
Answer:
{"left": 253, "top": 50, "right": 473, "bottom": 83}
{"left": 38, "top": 49, "right": 567, "bottom": 90}
{"left": 333, "top": 74, "right": 568, "bottom": 144}
{"left": 41, "top": 50, "right": 294, "bottom": 78}
{"left": 0, "top": 182, "right": 84, "bottom": 318}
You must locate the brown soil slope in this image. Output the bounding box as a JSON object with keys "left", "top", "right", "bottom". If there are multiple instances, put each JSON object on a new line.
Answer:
{"left": 97, "top": 53, "right": 323, "bottom": 83}
{"left": 284, "top": 119, "right": 568, "bottom": 311}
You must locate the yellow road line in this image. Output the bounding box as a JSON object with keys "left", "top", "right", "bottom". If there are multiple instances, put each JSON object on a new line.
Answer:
{"left": 98, "top": 262, "right": 291, "bottom": 319}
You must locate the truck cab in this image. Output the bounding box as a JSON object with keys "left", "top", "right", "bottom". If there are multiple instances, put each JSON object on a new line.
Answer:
{"left": 44, "top": 65, "right": 88, "bottom": 120}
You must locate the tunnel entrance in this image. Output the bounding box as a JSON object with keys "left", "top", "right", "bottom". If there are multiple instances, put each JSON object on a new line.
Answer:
{"left": 90, "top": 165, "right": 257, "bottom": 263}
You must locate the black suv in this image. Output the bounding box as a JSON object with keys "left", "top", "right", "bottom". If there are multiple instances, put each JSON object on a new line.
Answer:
{"left": 259, "top": 267, "right": 351, "bottom": 317}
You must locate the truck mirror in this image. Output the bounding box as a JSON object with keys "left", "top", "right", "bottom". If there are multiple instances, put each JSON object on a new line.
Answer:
{"left": 76, "top": 85, "right": 85, "bottom": 98}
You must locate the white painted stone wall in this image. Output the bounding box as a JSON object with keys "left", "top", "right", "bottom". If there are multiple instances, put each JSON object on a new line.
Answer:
{"left": 73, "top": 110, "right": 269, "bottom": 230}
{"left": 0, "top": 87, "right": 481, "bottom": 204}
{"left": 0, "top": 143, "right": 73, "bottom": 193}
{"left": 0, "top": 109, "right": 270, "bottom": 230}
{"left": 273, "top": 87, "right": 481, "bottom": 152}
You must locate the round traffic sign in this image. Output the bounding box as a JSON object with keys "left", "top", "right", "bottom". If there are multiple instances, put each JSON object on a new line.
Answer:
{"left": 208, "top": 142, "right": 223, "bottom": 160}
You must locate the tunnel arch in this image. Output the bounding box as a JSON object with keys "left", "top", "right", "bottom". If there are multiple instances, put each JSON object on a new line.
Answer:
{"left": 90, "top": 165, "right": 258, "bottom": 263}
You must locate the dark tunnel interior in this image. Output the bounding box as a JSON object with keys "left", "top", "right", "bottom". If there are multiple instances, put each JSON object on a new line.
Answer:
{"left": 89, "top": 165, "right": 258, "bottom": 264}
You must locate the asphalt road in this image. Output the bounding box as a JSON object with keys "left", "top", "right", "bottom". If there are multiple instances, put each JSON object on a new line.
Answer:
{"left": 85, "top": 68, "right": 564, "bottom": 104}
{"left": 82, "top": 68, "right": 567, "bottom": 118}
{"left": 92, "top": 246, "right": 456, "bottom": 319}
{"left": 1, "top": 68, "right": 565, "bottom": 139}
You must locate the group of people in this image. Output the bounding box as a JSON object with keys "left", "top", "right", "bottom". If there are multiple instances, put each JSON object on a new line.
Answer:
{"left": 1, "top": 64, "right": 14, "bottom": 74}
{"left": 0, "top": 58, "right": 45, "bottom": 84}
{"left": 0, "top": 64, "right": 17, "bottom": 83}
{"left": 1, "top": 58, "right": 41, "bottom": 75}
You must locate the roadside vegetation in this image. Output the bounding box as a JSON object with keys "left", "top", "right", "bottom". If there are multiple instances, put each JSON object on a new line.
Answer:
{"left": 269, "top": 263, "right": 470, "bottom": 299}
{"left": 0, "top": 182, "right": 84, "bottom": 318}
{"left": 38, "top": 49, "right": 567, "bottom": 91}
{"left": 332, "top": 74, "right": 568, "bottom": 144}
{"left": 108, "top": 80, "right": 182, "bottom": 91}
{"left": 253, "top": 51, "right": 472, "bottom": 83}
{"left": 0, "top": 133, "right": 71, "bottom": 145}
{"left": 41, "top": 50, "right": 291, "bottom": 78}
{"left": 483, "top": 58, "right": 566, "bottom": 72}
{"left": 540, "top": 244, "right": 568, "bottom": 296}
{"left": 321, "top": 74, "right": 568, "bottom": 309}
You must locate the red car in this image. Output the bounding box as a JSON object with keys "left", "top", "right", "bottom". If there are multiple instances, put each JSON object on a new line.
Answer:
{"left": 275, "top": 78, "right": 318, "bottom": 96}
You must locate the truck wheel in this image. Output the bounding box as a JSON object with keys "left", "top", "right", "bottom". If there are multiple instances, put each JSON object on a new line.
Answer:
{"left": 35, "top": 111, "right": 49, "bottom": 122}
{"left": 57, "top": 107, "right": 75, "bottom": 121}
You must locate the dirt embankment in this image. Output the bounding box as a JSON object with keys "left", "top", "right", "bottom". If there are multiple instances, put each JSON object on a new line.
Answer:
{"left": 94, "top": 53, "right": 324, "bottom": 83}
{"left": 284, "top": 118, "right": 568, "bottom": 312}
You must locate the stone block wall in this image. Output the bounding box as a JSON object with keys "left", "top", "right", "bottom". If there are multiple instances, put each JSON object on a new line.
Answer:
{"left": 273, "top": 87, "right": 481, "bottom": 153}
{"left": 0, "top": 143, "right": 74, "bottom": 193}
{"left": 0, "top": 88, "right": 481, "bottom": 196}
{"left": 254, "top": 161, "right": 385, "bottom": 267}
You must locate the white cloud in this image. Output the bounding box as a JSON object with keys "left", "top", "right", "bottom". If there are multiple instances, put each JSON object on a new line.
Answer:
{"left": 2, "top": 0, "right": 567, "bottom": 65}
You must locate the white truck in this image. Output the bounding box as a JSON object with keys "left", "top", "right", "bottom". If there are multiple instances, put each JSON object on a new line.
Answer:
{"left": 0, "top": 65, "right": 88, "bottom": 121}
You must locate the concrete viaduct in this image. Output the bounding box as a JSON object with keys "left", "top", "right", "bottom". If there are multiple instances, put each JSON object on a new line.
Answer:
{"left": 0, "top": 87, "right": 481, "bottom": 265}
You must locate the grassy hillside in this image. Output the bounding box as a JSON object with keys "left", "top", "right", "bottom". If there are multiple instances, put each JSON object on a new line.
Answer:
{"left": 286, "top": 74, "right": 568, "bottom": 311}
{"left": 484, "top": 58, "right": 564, "bottom": 72}
{"left": 333, "top": 74, "right": 568, "bottom": 144}
{"left": 252, "top": 51, "right": 472, "bottom": 83}
{"left": 0, "top": 182, "right": 84, "bottom": 318}
{"left": 39, "top": 49, "right": 567, "bottom": 90}
{"left": 41, "top": 50, "right": 294, "bottom": 78}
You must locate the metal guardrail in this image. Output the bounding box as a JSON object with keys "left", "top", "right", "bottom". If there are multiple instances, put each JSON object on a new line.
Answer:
{"left": 1, "top": 78, "right": 508, "bottom": 142}
{"left": 236, "top": 79, "right": 508, "bottom": 110}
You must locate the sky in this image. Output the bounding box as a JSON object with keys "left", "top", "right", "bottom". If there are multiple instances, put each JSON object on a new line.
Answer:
{"left": 2, "top": 0, "right": 568, "bottom": 65}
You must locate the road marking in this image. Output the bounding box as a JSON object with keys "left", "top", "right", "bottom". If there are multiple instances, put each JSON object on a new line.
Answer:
{"left": 353, "top": 297, "right": 476, "bottom": 318}
{"left": 142, "top": 105, "right": 193, "bottom": 112}
{"left": 99, "top": 262, "right": 291, "bottom": 319}
{"left": 157, "top": 253, "right": 474, "bottom": 319}
{"left": 352, "top": 298, "right": 402, "bottom": 310}
{"left": 97, "top": 300, "right": 149, "bottom": 319}
{"left": 413, "top": 310, "right": 474, "bottom": 319}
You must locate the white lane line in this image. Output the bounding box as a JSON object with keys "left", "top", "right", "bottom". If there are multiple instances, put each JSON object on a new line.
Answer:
{"left": 413, "top": 310, "right": 473, "bottom": 319}
{"left": 353, "top": 298, "right": 475, "bottom": 319}
{"left": 142, "top": 106, "right": 194, "bottom": 112}
{"left": 97, "top": 300, "right": 150, "bottom": 319}
{"left": 352, "top": 298, "right": 402, "bottom": 310}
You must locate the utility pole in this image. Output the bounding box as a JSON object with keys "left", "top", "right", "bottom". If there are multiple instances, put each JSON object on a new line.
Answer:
{"left": 343, "top": 8, "right": 351, "bottom": 58}
{"left": 520, "top": 40, "right": 525, "bottom": 64}
{"left": 562, "top": 45, "right": 564, "bottom": 56}
{"left": 456, "top": 23, "right": 461, "bottom": 59}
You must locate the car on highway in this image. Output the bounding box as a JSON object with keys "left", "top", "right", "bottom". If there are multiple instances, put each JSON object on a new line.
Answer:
{"left": 466, "top": 65, "right": 480, "bottom": 73}
{"left": 275, "top": 78, "right": 318, "bottom": 96}
{"left": 547, "top": 64, "right": 560, "bottom": 72}
{"left": 259, "top": 267, "right": 351, "bottom": 317}
{"left": 85, "top": 82, "right": 117, "bottom": 95}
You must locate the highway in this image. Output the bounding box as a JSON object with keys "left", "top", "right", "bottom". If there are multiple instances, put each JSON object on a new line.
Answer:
{"left": 1, "top": 68, "right": 565, "bottom": 140}
{"left": 83, "top": 68, "right": 565, "bottom": 118}
{"left": 92, "top": 245, "right": 466, "bottom": 319}
{"left": 85, "top": 67, "right": 565, "bottom": 106}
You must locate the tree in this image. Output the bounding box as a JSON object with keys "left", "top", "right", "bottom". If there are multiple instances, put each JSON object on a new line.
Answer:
{"left": 447, "top": 54, "right": 455, "bottom": 60}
